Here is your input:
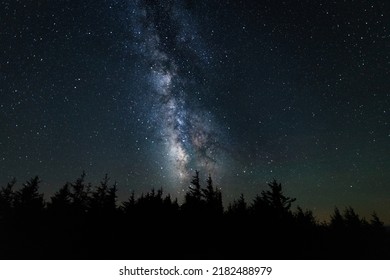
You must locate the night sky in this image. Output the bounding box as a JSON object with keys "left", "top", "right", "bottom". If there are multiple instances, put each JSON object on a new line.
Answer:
{"left": 1, "top": 0, "right": 389, "bottom": 223}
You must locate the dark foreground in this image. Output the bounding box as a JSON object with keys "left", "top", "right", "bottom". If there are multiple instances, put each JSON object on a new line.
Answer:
{"left": 0, "top": 173, "right": 389, "bottom": 259}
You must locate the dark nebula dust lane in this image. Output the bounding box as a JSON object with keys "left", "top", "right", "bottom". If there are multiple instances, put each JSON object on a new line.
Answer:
{"left": 0, "top": 0, "right": 389, "bottom": 223}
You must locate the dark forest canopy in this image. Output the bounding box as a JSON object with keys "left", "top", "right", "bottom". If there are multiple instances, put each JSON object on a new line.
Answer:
{"left": 0, "top": 171, "right": 389, "bottom": 259}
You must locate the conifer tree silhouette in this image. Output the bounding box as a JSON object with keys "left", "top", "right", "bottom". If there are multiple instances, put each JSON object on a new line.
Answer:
{"left": 330, "top": 207, "right": 344, "bottom": 230}
{"left": 189, "top": 170, "right": 202, "bottom": 200}
{"left": 225, "top": 193, "right": 250, "bottom": 258}
{"left": 295, "top": 206, "right": 317, "bottom": 227}
{"left": 70, "top": 171, "right": 90, "bottom": 214}
{"left": 163, "top": 194, "right": 179, "bottom": 214}
{"left": 343, "top": 206, "right": 366, "bottom": 229}
{"left": 292, "top": 206, "right": 319, "bottom": 258}
{"left": 121, "top": 190, "right": 136, "bottom": 215}
{"left": 261, "top": 179, "right": 296, "bottom": 214}
{"left": 0, "top": 178, "right": 16, "bottom": 218}
{"left": 370, "top": 211, "right": 385, "bottom": 230}
{"left": 9, "top": 176, "right": 46, "bottom": 258}
{"left": 228, "top": 193, "right": 247, "bottom": 216}
{"left": 90, "top": 174, "right": 117, "bottom": 213}
{"left": 48, "top": 183, "right": 72, "bottom": 213}
{"left": 250, "top": 179, "right": 296, "bottom": 227}
{"left": 14, "top": 176, "right": 44, "bottom": 214}
{"left": 0, "top": 172, "right": 389, "bottom": 260}
{"left": 202, "top": 174, "right": 223, "bottom": 215}
{"left": 246, "top": 179, "right": 298, "bottom": 258}
{"left": 368, "top": 211, "right": 387, "bottom": 258}
{"left": 250, "top": 193, "right": 269, "bottom": 216}
{"left": 46, "top": 182, "right": 75, "bottom": 258}
{"left": 183, "top": 170, "right": 204, "bottom": 213}
{"left": 203, "top": 174, "right": 214, "bottom": 199}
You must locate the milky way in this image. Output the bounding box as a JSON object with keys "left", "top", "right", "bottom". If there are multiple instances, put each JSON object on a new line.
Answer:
{"left": 125, "top": 0, "right": 225, "bottom": 182}
{"left": 1, "top": 0, "right": 389, "bottom": 223}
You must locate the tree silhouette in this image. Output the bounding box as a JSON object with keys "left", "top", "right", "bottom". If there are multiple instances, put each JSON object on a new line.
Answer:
{"left": 121, "top": 190, "right": 136, "bottom": 215}
{"left": 370, "top": 211, "right": 385, "bottom": 230}
{"left": 291, "top": 206, "right": 320, "bottom": 258}
{"left": 0, "top": 178, "right": 16, "bottom": 218}
{"left": 250, "top": 193, "right": 268, "bottom": 215}
{"left": 90, "top": 174, "right": 117, "bottom": 213}
{"left": 249, "top": 179, "right": 296, "bottom": 226}
{"left": 47, "top": 183, "right": 72, "bottom": 213}
{"left": 182, "top": 170, "right": 204, "bottom": 214}
{"left": 6, "top": 176, "right": 46, "bottom": 258}
{"left": 13, "top": 176, "right": 44, "bottom": 215}
{"left": 367, "top": 211, "right": 387, "bottom": 257}
{"left": 330, "top": 207, "right": 345, "bottom": 230}
{"left": 228, "top": 193, "right": 247, "bottom": 217}
{"left": 202, "top": 174, "right": 223, "bottom": 215}
{"left": 163, "top": 194, "right": 179, "bottom": 214}
{"left": 0, "top": 172, "right": 388, "bottom": 260}
{"left": 188, "top": 170, "right": 202, "bottom": 200}
{"left": 203, "top": 174, "right": 214, "bottom": 200}
{"left": 70, "top": 171, "right": 90, "bottom": 214}
{"left": 294, "top": 206, "right": 317, "bottom": 228}
{"left": 343, "top": 206, "right": 366, "bottom": 229}
{"left": 261, "top": 179, "right": 296, "bottom": 213}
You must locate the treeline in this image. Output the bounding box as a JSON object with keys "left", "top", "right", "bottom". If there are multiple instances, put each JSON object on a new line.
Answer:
{"left": 0, "top": 171, "right": 388, "bottom": 259}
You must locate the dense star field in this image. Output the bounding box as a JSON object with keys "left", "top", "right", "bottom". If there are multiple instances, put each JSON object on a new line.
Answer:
{"left": 1, "top": 1, "right": 389, "bottom": 223}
